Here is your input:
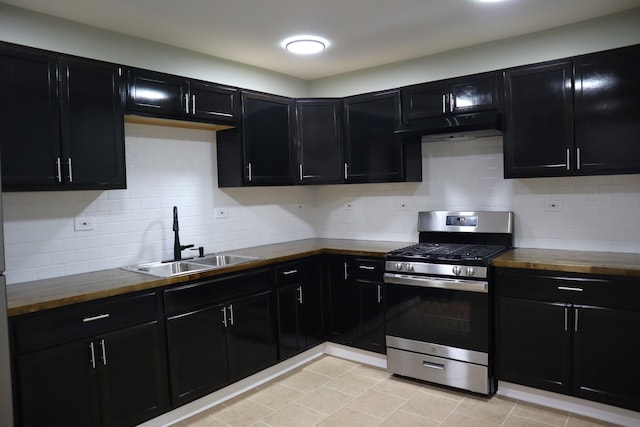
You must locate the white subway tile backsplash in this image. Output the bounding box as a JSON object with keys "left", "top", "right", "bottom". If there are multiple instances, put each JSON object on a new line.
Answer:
{"left": 3, "top": 129, "right": 639, "bottom": 285}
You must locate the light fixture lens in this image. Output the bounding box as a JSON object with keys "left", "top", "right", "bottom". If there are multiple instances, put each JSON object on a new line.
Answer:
{"left": 282, "top": 36, "right": 329, "bottom": 55}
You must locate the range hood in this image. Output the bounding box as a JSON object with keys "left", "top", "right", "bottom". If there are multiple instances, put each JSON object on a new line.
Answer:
{"left": 395, "top": 111, "right": 502, "bottom": 142}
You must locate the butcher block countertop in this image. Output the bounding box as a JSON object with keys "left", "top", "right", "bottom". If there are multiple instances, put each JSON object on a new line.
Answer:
{"left": 6, "top": 238, "right": 412, "bottom": 317}
{"left": 492, "top": 248, "right": 640, "bottom": 278}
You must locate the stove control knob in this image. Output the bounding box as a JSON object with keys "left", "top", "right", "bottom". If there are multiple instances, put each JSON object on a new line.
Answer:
{"left": 395, "top": 262, "right": 403, "bottom": 271}
{"left": 407, "top": 264, "right": 415, "bottom": 272}
{"left": 466, "top": 267, "right": 475, "bottom": 277}
{"left": 453, "top": 266, "right": 462, "bottom": 276}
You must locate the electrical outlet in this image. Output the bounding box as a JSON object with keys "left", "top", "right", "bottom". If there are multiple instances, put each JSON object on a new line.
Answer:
{"left": 215, "top": 208, "right": 229, "bottom": 219}
{"left": 544, "top": 200, "right": 563, "bottom": 211}
{"left": 74, "top": 216, "right": 95, "bottom": 231}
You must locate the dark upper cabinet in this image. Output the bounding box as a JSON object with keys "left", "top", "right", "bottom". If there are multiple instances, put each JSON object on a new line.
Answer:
{"left": 294, "top": 98, "right": 344, "bottom": 184}
{"left": 126, "top": 68, "right": 237, "bottom": 125}
{"left": 503, "top": 61, "right": 574, "bottom": 178}
{"left": 343, "top": 89, "right": 421, "bottom": 183}
{"left": 401, "top": 72, "right": 500, "bottom": 121}
{"left": 574, "top": 45, "right": 640, "bottom": 175}
{"left": 217, "top": 90, "right": 293, "bottom": 187}
{"left": 504, "top": 44, "right": 640, "bottom": 178}
{"left": 496, "top": 268, "right": 640, "bottom": 412}
{"left": 0, "top": 43, "right": 126, "bottom": 191}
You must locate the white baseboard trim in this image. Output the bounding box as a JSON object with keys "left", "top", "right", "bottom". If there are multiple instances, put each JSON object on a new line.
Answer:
{"left": 498, "top": 381, "right": 640, "bottom": 427}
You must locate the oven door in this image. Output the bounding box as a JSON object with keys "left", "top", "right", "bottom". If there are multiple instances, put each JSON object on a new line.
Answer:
{"left": 384, "top": 273, "right": 489, "bottom": 353}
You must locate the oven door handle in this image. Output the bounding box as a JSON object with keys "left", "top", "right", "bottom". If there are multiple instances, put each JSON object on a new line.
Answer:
{"left": 383, "top": 273, "right": 488, "bottom": 293}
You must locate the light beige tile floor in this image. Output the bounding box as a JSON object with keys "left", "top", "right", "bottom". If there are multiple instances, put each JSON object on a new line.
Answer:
{"left": 177, "top": 355, "right": 618, "bottom": 427}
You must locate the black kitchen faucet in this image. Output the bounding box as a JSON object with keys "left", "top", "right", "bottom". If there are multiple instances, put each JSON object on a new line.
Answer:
{"left": 173, "top": 206, "right": 194, "bottom": 261}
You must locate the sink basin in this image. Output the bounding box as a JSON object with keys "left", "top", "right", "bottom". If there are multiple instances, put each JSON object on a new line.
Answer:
{"left": 194, "top": 254, "right": 261, "bottom": 267}
{"left": 121, "top": 253, "right": 262, "bottom": 278}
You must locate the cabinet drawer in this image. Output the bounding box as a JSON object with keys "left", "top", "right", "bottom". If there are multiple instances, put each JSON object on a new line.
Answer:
{"left": 163, "top": 268, "right": 272, "bottom": 314}
{"left": 495, "top": 268, "right": 640, "bottom": 310}
{"left": 275, "top": 262, "right": 302, "bottom": 286}
{"left": 351, "top": 258, "right": 384, "bottom": 282}
{"left": 13, "top": 291, "right": 158, "bottom": 352}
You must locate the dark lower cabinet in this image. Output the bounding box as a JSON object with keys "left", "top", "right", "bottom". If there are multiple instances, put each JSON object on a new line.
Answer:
{"left": 275, "top": 259, "right": 324, "bottom": 359}
{"left": 496, "top": 268, "right": 640, "bottom": 412}
{"left": 327, "top": 255, "right": 386, "bottom": 354}
{"left": 163, "top": 268, "right": 277, "bottom": 406}
{"left": 15, "top": 320, "right": 168, "bottom": 427}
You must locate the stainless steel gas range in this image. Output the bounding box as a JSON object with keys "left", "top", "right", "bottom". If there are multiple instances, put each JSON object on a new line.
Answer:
{"left": 384, "top": 210, "right": 513, "bottom": 395}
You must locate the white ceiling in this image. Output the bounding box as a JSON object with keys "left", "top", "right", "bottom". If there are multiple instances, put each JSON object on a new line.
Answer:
{"left": 3, "top": 0, "right": 640, "bottom": 80}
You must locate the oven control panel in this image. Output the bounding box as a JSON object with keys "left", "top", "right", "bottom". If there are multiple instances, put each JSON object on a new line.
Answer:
{"left": 446, "top": 215, "right": 478, "bottom": 227}
{"left": 387, "top": 261, "right": 487, "bottom": 279}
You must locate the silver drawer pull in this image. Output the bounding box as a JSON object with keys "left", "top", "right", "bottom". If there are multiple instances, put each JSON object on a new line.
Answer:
{"left": 423, "top": 361, "right": 445, "bottom": 370}
{"left": 557, "top": 286, "right": 583, "bottom": 292}
{"left": 359, "top": 265, "right": 375, "bottom": 270}
{"left": 282, "top": 269, "right": 298, "bottom": 275}
{"left": 83, "top": 313, "right": 110, "bottom": 323}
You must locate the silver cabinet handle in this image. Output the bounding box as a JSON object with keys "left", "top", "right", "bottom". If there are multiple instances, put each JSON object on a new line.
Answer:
{"left": 185, "top": 93, "right": 190, "bottom": 114}
{"left": 247, "top": 163, "right": 252, "bottom": 181}
{"left": 299, "top": 164, "right": 303, "bottom": 181}
{"left": 564, "top": 307, "right": 568, "bottom": 331}
{"left": 283, "top": 269, "right": 298, "bottom": 276}
{"left": 228, "top": 304, "right": 234, "bottom": 326}
{"left": 344, "top": 262, "right": 349, "bottom": 280}
{"left": 297, "top": 286, "right": 303, "bottom": 304}
{"left": 574, "top": 308, "right": 579, "bottom": 332}
{"left": 192, "top": 94, "right": 196, "bottom": 115}
{"left": 99, "top": 339, "right": 107, "bottom": 366}
{"left": 56, "top": 158, "right": 62, "bottom": 183}
{"left": 83, "top": 313, "right": 110, "bottom": 323}
{"left": 566, "top": 149, "right": 571, "bottom": 170}
{"left": 449, "top": 92, "right": 454, "bottom": 113}
{"left": 442, "top": 94, "right": 446, "bottom": 114}
{"left": 377, "top": 284, "right": 382, "bottom": 303}
{"left": 344, "top": 163, "right": 348, "bottom": 179}
{"left": 576, "top": 147, "right": 581, "bottom": 170}
{"left": 221, "top": 306, "right": 228, "bottom": 327}
{"left": 359, "top": 265, "right": 375, "bottom": 270}
{"left": 67, "top": 158, "right": 73, "bottom": 183}
{"left": 89, "top": 342, "right": 96, "bottom": 369}
{"left": 423, "top": 361, "right": 445, "bottom": 370}
{"left": 557, "top": 286, "right": 583, "bottom": 292}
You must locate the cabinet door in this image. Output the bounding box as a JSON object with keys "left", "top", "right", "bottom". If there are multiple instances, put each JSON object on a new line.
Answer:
{"left": 16, "top": 340, "right": 100, "bottom": 427}
{"left": 226, "top": 291, "right": 277, "bottom": 381}
{"left": 295, "top": 99, "right": 343, "bottom": 184}
{"left": 355, "top": 282, "right": 385, "bottom": 354}
{"left": 326, "top": 257, "right": 356, "bottom": 344}
{"left": 165, "top": 304, "right": 229, "bottom": 406}
{"left": 503, "top": 62, "right": 574, "bottom": 178}
{"left": 97, "top": 321, "right": 168, "bottom": 427}
{"left": 498, "top": 297, "right": 571, "bottom": 394}
{"left": 126, "top": 68, "right": 186, "bottom": 116}
{"left": 574, "top": 46, "right": 640, "bottom": 175}
{"left": 59, "top": 58, "right": 126, "bottom": 189}
{"left": 0, "top": 45, "right": 61, "bottom": 190}
{"left": 573, "top": 305, "right": 640, "bottom": 412}
{"left": 276, "top": 284, "right": 302, "bottom": 359}
{"left": 242, "top": 92, "right": 292, "bottom": 185}
{"left": 449, "top": 72, "right": 499, "bottom": 115}
{"left": 300, "top": 260, "right": 325, "bottom": 349}
{"left": 189, "top": 81, "right": 237, "bottom": 124}
{"left": 401, "top": 80, "right": 449, "bottom": 120}
{"left": 344, "top": 90, "right": 403, "bottom": 183}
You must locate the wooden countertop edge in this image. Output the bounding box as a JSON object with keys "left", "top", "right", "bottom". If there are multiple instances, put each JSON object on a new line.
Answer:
{"left": 6, "top": 242, "right": 398, "bottom": 317}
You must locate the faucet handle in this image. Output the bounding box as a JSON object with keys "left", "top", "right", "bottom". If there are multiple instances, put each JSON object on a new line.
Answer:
{"left": 190, "top": 246, "right": 205, "bottom": 257}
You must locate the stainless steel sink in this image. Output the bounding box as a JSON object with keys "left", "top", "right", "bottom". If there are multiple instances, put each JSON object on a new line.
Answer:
{"left": 121, "top": 253, "right": 262, "bottom": 278}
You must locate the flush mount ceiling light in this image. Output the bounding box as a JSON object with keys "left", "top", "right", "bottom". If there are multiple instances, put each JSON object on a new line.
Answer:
{"left": 281, "top": 35, "right": 329, "bottom": 55}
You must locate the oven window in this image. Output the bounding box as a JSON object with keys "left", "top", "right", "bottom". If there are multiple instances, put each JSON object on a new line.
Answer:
{"left": 385, "top": 283, "right": 489, "bottom": 353}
